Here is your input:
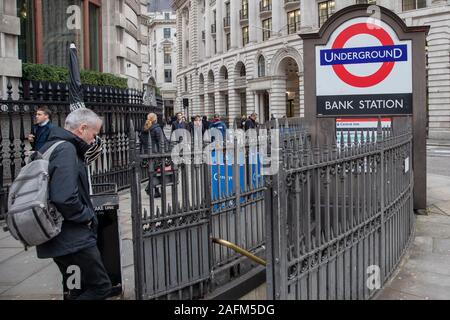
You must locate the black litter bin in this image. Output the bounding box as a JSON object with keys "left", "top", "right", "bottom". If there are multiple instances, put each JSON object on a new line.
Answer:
{"left": 91, "top": 184, "right": 123, "bottom": 298}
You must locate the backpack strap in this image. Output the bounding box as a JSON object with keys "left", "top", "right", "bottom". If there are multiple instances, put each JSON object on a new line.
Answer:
{"left": 42, "top": 141, "right": 66, "bottom": 161}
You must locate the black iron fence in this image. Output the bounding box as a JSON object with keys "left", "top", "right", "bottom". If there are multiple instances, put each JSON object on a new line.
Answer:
{"left": 129, "top": 118, "right": 309, "bottom": 299}
{"left": 130, "top": 117, "right": 414, "bottom": 300}
{"left": 0, "top": 78, "right": 162, "bottom": 217}
{"left": 266, "top": 123, "right": 414, "bottom": 299}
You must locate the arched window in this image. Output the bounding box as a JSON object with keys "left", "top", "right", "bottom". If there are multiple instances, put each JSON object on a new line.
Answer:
{"left": 258, "top": 55, "right": 265, "bottom": 77}
{"left": 240, "top": 64, "right": 246, "bottom": 77}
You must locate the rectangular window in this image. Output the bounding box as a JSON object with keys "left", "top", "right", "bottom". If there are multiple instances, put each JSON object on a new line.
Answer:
{"left": 89, "top": 3, "right": 100, "bottom": 71}
{"left": 242, "top": 26, "right": 249, "bottom": 46}
{"left": 356, "top": 0, "right": 376, "bottom": 3}
{"left": 165, "top": 69, "right": 172, "bottom": 82}
{"left": 318, "top": 1, "right": 336, "bottom": 27}
{"left": 226, "top": 33, "right": 231, "bottom": 51}
{"left": 262, "top": 18, "right": 272, "bottom": 41}
{"left": 42, "top": 0, "right": 84, "bottom": 67}
{"left": 261, "top": 0, "right": 271, "bottom": 11}
{"left": 164, "top": 47, "right": 171, "bottom": 64}
{"left": 287, "top": 9, "right": 300, "bottom": 34}
{"left": 164, "top": 28, "right": 171, "bottom": 38}
{"left": 165, "top": 12, "right": 170, "bottom": 20}
{"left": 241, "top": 0, "right": 248, "bottom": 19}
{"left": 17, "top": 0, "right": 36, "bottom": 63}
{"left": 402, "top": 0, "right": 426, "bottom": 11}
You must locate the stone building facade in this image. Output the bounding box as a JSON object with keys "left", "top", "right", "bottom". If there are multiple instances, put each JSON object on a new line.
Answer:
{"left": 0, "top": 0, "right": 153, "bottom": 96}
{"left": 172, "top": 0, "right": 450, "bottom": 139}
{"left": 147, "top": 8, "right": 177, "bottom": 120}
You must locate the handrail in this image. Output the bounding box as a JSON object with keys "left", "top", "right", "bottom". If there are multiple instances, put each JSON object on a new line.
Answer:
{"left": 212, "top": 237, "right": 267, "bottom": 266}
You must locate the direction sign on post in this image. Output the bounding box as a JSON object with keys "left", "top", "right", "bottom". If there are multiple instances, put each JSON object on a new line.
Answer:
{"left": 316, "top": 18, "right": 412, "bottom": 116}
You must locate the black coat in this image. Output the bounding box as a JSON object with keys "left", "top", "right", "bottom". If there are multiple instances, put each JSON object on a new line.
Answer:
{"left": 141, "top": 123, "right": 164, "bottom": 154}
{"left": 244, "top": 118, "right": 257, "bottom": 131}
{"left": 36, "top": 126, "right": 97, "bottom": 259}
{"left": 31, "top": 122, "right": 54, "bottom": 151}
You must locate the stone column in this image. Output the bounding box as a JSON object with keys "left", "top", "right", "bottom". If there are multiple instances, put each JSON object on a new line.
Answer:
{"left": 298, "top": 72, "right": 304, "bottom": 117}
{"left": 215, "top": 90, "right": 225, "bottom": 117}
{"left": 228, "top": 85, "right": 240, "bottom": 124}
{"left": 230, "top": 0, "right": 238, "bottom": 49}
{"left": 272, "top": 0, "right": 284, "bottom": 36}
{"left": 270, "top": 76, "right": 287, "bottom": 118}
{"left": 176, "top": 11, "right": 183, "bottom": 70}
{"left": 0, "top": 0, "right": 21, "bottom": 99}
{"left": 216, "top": 1, "right": 223, "bottom": 54}
{"left": 301, "top": 0, "right": 316, "bottom": 30}
{"left": 191, "top": 71, "right": 200, "bottom": 116}
{"left": 248, "top": 0, "right": 259, "bottom": 43}
{"left": 205, "top": 3, "right": 211, "bottom": 58}
{"left": 190, "top": 0, "right": 198, "bottom": 65}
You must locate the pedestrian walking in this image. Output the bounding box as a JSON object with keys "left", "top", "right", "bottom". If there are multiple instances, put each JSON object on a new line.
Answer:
{"left": 28, "top": 106, "right": 54, "bottom": 151}
{"left": 143, "top": 113, "right": 166, "bottom": 198}
{"left": 209, "top": 114, "right": 227, "bottom": 143}
{"left": 36, "top": 108, "right": 112, "bottom": 300}
{"left": 244, "top": 113, "right": 258, "bottom": 131}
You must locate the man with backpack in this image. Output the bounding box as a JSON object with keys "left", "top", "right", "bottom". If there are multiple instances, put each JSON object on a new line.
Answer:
{"left": 36, "top": 108, "right": 111, "bottom": 300}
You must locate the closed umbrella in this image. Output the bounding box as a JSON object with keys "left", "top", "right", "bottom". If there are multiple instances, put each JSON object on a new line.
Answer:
{"left": 68, "top": 43, "right": 103, "bottom": 192}
{"left": 68, "top": 43, "right": 85, "bottom": 112}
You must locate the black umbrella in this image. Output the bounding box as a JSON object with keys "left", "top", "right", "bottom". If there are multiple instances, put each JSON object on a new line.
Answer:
{"left": 68, "top": 43, "right": 85, "bottom": 111}
{"left": 68, "top": 43, "right": 102, "bottom": 167}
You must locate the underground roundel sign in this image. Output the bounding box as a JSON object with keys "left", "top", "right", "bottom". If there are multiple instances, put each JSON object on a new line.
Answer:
{"left": 316, "top": 17, "right": 412, "bottom": 116}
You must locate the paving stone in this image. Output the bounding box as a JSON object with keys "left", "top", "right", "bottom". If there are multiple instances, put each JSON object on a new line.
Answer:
{"left": 375, "top": 288, "right": 427, "bottom": 300}
{"left": 416, "top": 213, "right": 450, "bottom": 226}
{"left": 0, "top": 249, "right": 52, "bottom": 286}
{"left": 121, "top": 238, "right": 134, "bottom": 268}
{"left": 415, "top": 222, "right": 450, "bottom": 239}
{"left": 405, "top": 251, "right": 450, "bottom": 277}
{"left": 426, "top": 187, "right": 450, "bottom": 202}
{"left": 0, "top": 286, "right": 12, "bottom": 295}
{"left": 1, "top": 263, "right": 61, "bottom": 297}
{"left": 427, "top": 174, "right": 450, "bottom": 188}
{"left": 0, "top": 248, "right": 23, "bottom": 263}
{"left": 122, "top": 265, "right": 135, "bottom": 300}
{"left": 433, "top": 239, "right": 450, "bottom": 256}
{"left": 411, "top": 236, "right": 433, "bottom": 253}
{"left": 388, "top": 268, "right": 450, "bottom": 300}
{"left": 0, "top": 235, "right": 25, "bottom": 249}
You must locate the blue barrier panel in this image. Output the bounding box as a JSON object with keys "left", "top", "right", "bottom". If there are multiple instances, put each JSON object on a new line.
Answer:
{"left": 211, "top": 150, "right": 261, "bottom": 211}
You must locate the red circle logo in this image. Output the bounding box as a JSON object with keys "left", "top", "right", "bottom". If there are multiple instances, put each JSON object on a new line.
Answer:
{"left": 332, "top": 23, "right": 394, "bottom": 88}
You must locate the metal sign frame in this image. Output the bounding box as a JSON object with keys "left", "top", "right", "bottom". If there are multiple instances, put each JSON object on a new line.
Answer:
{"left": 300, "top": 4, "right": 429, "bottom": 210}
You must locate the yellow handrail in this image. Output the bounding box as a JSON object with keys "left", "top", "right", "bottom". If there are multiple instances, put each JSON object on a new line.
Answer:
{"left": 212, "top": 238, "right": 267, "bottom": 266}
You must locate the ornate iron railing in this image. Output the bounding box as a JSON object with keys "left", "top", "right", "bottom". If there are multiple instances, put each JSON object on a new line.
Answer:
{"left": 0, "top": 78, "right": 162, "bottom": 218}
{"left": 266, "top": 123, "right": 414, "bottom": 299}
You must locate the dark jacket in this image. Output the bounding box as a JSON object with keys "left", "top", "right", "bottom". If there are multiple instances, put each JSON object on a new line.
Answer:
{"left": 31, "top": 121, "right": 54, "bottom": 151}
{"left": 141, "top": 123, "right": 164, "bottom": 154}
{"left": 171, "top": 120, "right": 186, "bottom": 132}
{"left": 244, "top": 118, "right": 257, "bottom": 131}
{"left": 36, "top": 126, "right": 96, "bottom": 259}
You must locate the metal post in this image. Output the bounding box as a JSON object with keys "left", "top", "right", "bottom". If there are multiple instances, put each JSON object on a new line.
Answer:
{"left": 129, "top": 120, "right": 144, "bottom": 299}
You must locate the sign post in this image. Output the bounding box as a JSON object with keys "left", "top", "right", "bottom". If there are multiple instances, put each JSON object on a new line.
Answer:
{"left": 300, "top": 4, "right": 429, "bottom": 211}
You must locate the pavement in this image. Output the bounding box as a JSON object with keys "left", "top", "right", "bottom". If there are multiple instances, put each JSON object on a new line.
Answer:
{"left": 1, "top": 140, "right": 450, "bottom": 300}
{"left": 374, "top": 143, "right": 450, "bottom": 300}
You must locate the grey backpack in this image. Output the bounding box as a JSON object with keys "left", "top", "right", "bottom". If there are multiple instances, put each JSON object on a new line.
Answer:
{"left": 6, "top": 141, "right": 65, "bottom": 248}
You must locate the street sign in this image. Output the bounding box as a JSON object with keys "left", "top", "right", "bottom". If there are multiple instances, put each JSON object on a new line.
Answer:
{"left": 336, "top": 117, "right": 391, "bottom": 144}
{"left": 316, "top": 18, "right": 412, "bottom": 116}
